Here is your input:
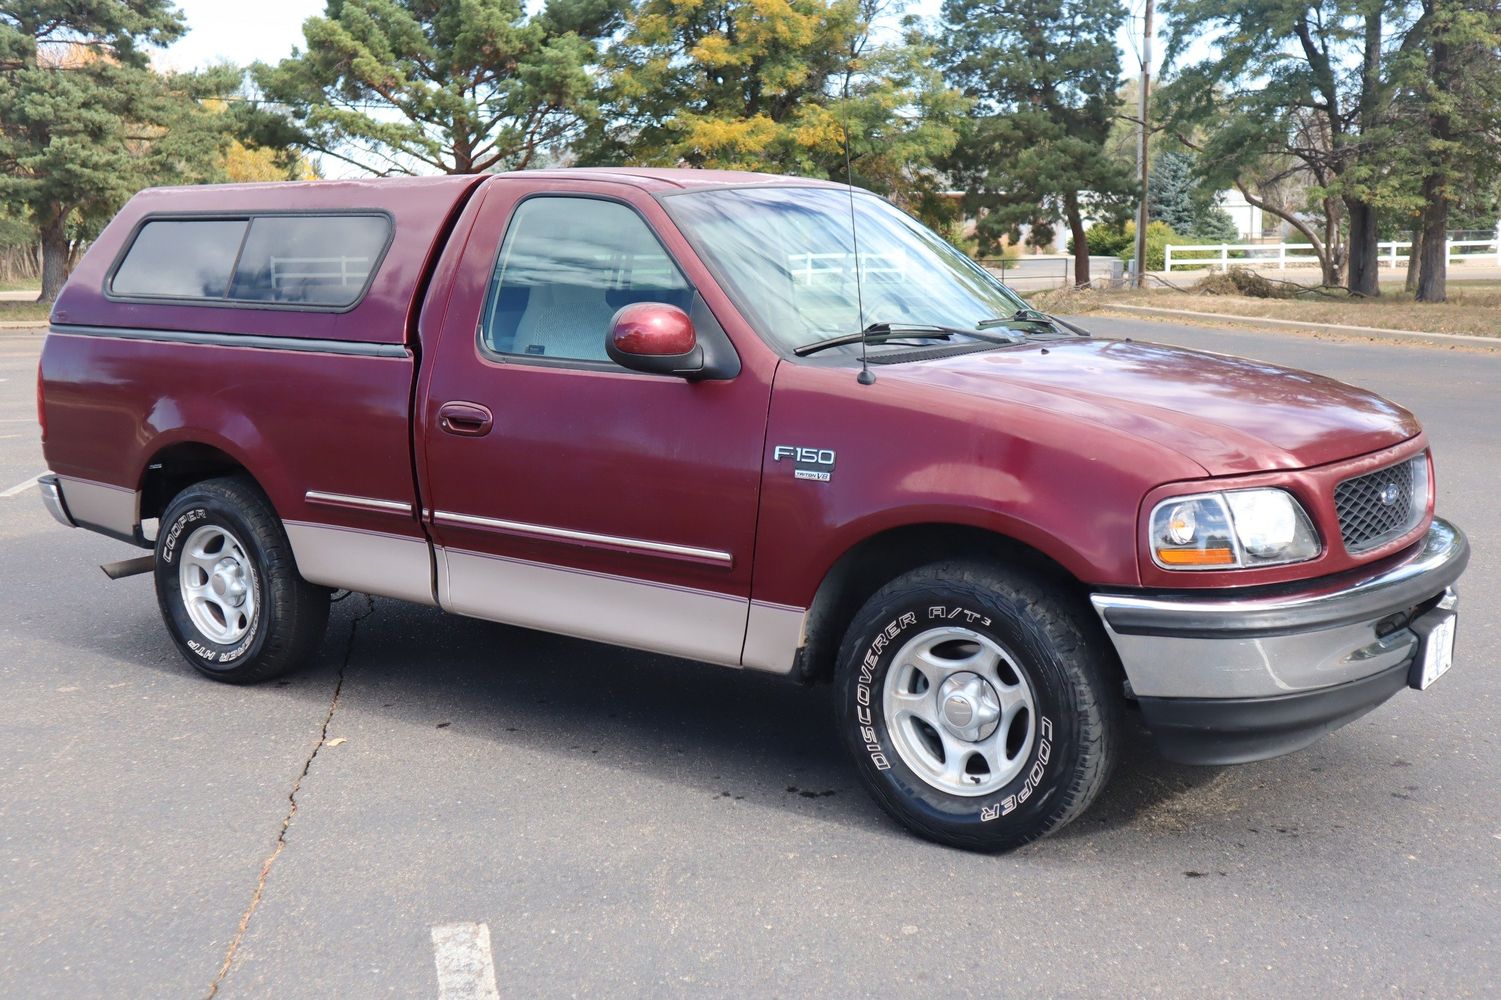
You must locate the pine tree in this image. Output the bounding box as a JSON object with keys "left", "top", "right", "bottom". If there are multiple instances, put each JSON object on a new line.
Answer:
{"left": 252, "top": 0, "right": 620, "bottom": 175}
{"left": 1192, "top": 206, "right": 1241, "bottom": 243}
{"left": 1148, "top": 151, "right": 1200, "bottom": 234}
{"left": 935, "top": 0, "right": 1136, "bottom": 286}
{"left": 0, "top": 3, "right": 234, "bottom": 301}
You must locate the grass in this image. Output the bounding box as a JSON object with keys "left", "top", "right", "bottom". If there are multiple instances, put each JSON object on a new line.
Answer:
{"left": 1029, "top": 278, "right": 1501, "bottom": 339}
{"left": 0, "top": 300, "right": 50, "bottom": 324}
{"left": 0, "top": 278, "right": 41, "bottom": 293}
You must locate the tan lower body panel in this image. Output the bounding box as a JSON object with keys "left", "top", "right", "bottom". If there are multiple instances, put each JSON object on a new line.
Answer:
{"left": 56, "top": 476, "right": 138, "bottom": 538}
{"left": 283, "top": 520, "right": 436, "bottom": 607}
{"left": 277, "top": 522, "right": 806, "bottom": 673}
{"left": 742, "top": 601, "right": 806, "bottom": 674}
{"left": 440, "top": 547, "right": 771, "bottom": 669}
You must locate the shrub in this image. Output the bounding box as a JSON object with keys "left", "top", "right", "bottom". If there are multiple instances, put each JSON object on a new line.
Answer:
{"left": 1117, "top": 220, "right": 1182, "bottom": 272}
{"left": 1066, "top": 221, "right": 1134, "bottom": 258}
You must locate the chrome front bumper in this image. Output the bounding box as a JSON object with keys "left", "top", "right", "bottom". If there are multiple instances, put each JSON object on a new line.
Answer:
{"left": 1090, "top": 518, "right": 1468, "bottom": 763}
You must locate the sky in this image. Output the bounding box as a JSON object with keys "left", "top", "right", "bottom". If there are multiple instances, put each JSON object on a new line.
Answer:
{"left": 159, "top": 0, "right": 316, "bottom": 73}
{"left": 160, "top": 0, "right": 1164, "bottom": 77}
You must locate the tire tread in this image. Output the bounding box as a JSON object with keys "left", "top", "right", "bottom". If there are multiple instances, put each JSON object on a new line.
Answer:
{"left": 837, "top": 559, "right": 1122, "bottom": 851}
{"left": 156, "top": 475, "right": 329, "bottom": 684}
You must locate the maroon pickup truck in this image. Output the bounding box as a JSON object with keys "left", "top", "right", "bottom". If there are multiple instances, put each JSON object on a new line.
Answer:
{"left": 37, "top": 169, "right": 1467, "bottom": 850}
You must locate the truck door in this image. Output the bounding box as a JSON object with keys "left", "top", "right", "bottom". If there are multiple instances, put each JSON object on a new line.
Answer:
{"left": 418, "top": 181, "right": 774, "bottom": 666}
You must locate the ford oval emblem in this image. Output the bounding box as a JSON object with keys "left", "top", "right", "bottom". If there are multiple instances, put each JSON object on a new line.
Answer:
{"left": 1379, "top": 482, "right": 1400, "bottom": 506}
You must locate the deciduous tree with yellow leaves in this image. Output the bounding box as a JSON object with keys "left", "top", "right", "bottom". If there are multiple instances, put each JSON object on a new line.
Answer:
{"left": 582, "top": 0, "right": 963, "bottom": 218}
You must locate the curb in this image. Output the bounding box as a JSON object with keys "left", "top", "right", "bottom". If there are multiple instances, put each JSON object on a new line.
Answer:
{"left": 0, "top": 322, "right": 47, "bottom": 332}
{"left": 1104, "top": 304, "right": 1501, "bottom": 351}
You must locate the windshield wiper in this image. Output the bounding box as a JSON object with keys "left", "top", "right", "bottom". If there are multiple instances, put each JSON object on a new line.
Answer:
{"left": 794, "top": 322, "right": 1021, "bottom": 358}
{"left": 977, "top": 307, "right": 1053, "bottom": 329}
{"left": 977, "top": 308, "right": 1090, "bottom": 337}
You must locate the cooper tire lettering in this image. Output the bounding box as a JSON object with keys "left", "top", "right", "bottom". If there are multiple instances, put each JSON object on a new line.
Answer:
{"left": 154, "top": 476, "right": 330, "bottom": 686}
{"left": 160, "top": 507, "right": 205, "bottom": 565}
{"left": 835, "top": 563, "right": 1121, "bottom": 851}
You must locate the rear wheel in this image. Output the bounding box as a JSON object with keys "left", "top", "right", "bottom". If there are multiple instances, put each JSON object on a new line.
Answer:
{"left": 154, "top": 476, "right": 329, "bottom": 684}
{"left": 835, "top": 560, "right": 1121, "bottom": 851}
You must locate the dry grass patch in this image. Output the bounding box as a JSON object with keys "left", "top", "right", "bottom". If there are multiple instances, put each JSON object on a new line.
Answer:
{"left": 0, "top": 300, "right": 49, "bottom": 324}
{"left": 1035, "top": 277, "right": 1501, "bottom": 339}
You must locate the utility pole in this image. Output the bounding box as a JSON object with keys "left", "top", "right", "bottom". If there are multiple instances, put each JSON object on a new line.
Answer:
{"left": 1133, "top": 0, "right": 1153, "bottom": 288}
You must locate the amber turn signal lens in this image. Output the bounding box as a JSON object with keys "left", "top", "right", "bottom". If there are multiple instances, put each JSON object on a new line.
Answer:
{"left": 1155, "top": 546, "right": 1235, "bottom": 566}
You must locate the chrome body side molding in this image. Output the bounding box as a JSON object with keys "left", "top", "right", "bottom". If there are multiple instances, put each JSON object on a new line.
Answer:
{"left": 305, "top": 490, "right": 414, "bottom": 516}
{"left": 431, "top": 510, "right": 734, "bottom": 567}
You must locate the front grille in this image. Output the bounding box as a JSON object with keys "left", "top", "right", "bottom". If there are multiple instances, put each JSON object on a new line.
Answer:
{"left": 1334, "top": 456, "right": 1426, "bottom": 554}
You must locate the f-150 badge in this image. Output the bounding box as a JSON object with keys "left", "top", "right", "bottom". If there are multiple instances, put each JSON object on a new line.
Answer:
{"left": 774, "top": 445, "right": 835, "bottom": 482}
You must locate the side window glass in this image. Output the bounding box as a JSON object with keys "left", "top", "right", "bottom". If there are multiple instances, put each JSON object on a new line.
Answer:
{"left": 480, "top": 198, "right": 693, "bottom": 365}
{"left": 229, "top": 215, "right": 390, "bottom": 306}
{"left": 111, "top": 219, "right": 247, "bottom": 298}
{"left": 110, "top": 214, "right": 391, "bottom": 308}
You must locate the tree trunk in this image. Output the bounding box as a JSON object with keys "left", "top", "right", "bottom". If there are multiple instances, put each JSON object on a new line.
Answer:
{"left": 1344, "top": 9, "right": 1383, "bottom": 299}
{"left": 1404, "top": 225, "right": 1422, "bottom": 293}
{"left": 1225, "top": 177, "right": 1336, "bottom": 285}
{"left": 1064, "top": 192, "right": 1090, "bottom": 287}
{"left": 39, "top": 213, "right": 69, "bottom": 304}
{"left": 1322, "top": 195, "right": 1345, "bottom": 287}
{"left": 1417, "top": 10, "right": 1453, "bottom": 305}
{"left": 1345, "top": 197, "right": 1381, "bottom": 296}
{"left": 1321, "top": 249, "right": 1341, "bottom": 288}
{"left": 1416, "top": 175, "right": 1447, "bottom": 302}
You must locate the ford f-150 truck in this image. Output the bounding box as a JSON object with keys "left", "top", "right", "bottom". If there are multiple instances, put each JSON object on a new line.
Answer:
{"left": 36, "top": 168, "right": 1468, "bottom": 851}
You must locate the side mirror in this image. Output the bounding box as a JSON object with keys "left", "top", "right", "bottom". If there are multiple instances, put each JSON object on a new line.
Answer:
{"left": 605, "top": 302, "right": 704, "bottom": 377}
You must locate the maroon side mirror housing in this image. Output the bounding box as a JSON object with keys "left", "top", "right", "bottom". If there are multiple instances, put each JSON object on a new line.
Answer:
{"left": 605, "top": 302, "right": 704, "bottom": 377}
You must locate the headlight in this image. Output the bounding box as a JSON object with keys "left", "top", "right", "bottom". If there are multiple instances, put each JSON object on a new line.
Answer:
{"left": 1149, "top": 488, "right": 1319, "bottom": 570}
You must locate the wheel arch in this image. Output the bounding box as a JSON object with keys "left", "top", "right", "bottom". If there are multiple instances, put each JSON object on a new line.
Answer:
{"left": 792, "top": 521, "right": 1091, "bottom": 684}
{"left": 137, "top": 437, "right": 270, "bottom": 524}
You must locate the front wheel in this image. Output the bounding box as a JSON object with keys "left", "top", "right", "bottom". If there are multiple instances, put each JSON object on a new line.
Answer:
{"left": 835, "top": 561, "right": 1121, "bottom": 851}
{"left": 154, "top": 476, "right": 329, "bottom": 684}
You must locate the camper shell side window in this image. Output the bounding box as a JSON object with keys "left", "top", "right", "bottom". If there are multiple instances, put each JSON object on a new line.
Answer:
{"left": 107, "top": 211, "right": 395, "bottom": 312}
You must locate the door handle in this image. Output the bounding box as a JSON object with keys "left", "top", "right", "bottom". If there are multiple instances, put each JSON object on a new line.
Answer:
{"left": 438, "top": 401, "right": 493, "bottom": 437}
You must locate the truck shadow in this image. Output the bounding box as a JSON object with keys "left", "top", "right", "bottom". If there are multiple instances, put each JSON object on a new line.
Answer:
{"left": 39, "top": 585, "right": 1288, "bottom": 849}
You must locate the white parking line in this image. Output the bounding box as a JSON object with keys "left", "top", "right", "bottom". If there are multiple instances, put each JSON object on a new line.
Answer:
{"left": 1, "top": 474, "right": 39, "bottom": 498}
{"left": 432, "top": 923, "right": 500, "bottom": 1000}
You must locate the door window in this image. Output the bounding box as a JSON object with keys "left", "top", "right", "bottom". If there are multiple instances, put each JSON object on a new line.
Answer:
{"left": 480, "top": 197, "right": 693, "bottom": 365}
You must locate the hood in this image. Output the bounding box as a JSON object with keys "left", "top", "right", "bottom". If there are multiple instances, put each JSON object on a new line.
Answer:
{"left": 886, "top": 338, "right": 1419, "bottom": 476}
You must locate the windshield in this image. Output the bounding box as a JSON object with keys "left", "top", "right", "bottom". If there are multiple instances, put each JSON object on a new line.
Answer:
{"left": 663, "top": 185, "right": 1031, "bottom": 356}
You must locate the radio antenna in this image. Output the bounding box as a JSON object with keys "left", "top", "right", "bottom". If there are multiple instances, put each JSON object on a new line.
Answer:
{"left": 841, "top": 77, "right": 875, "bottom": 386}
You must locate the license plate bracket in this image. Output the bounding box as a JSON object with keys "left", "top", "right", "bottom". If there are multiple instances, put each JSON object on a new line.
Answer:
{"left": 1408, "top": 594, "right": 1458, "bottom": 691}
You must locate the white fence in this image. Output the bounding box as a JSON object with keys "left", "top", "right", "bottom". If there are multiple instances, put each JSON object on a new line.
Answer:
{"left": 1163, "top": 238, "right": 1501, "bottom": 273}
{"left": 270, "top": 255, "right": 373, "bottom": 289}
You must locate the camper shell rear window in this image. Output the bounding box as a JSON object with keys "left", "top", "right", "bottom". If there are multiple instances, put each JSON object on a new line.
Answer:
{"left": 108, "top": 211, "right": 394, "bottom": 311}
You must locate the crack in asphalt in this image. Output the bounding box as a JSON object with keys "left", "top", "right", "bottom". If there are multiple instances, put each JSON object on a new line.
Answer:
{"left": 204, "top": 594, "right": 376, "bottom": 999}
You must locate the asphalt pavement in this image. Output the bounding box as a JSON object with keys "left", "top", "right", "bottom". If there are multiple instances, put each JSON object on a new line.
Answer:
{"left": 0, "top": 319, "right": 1496, "bottom": 999}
